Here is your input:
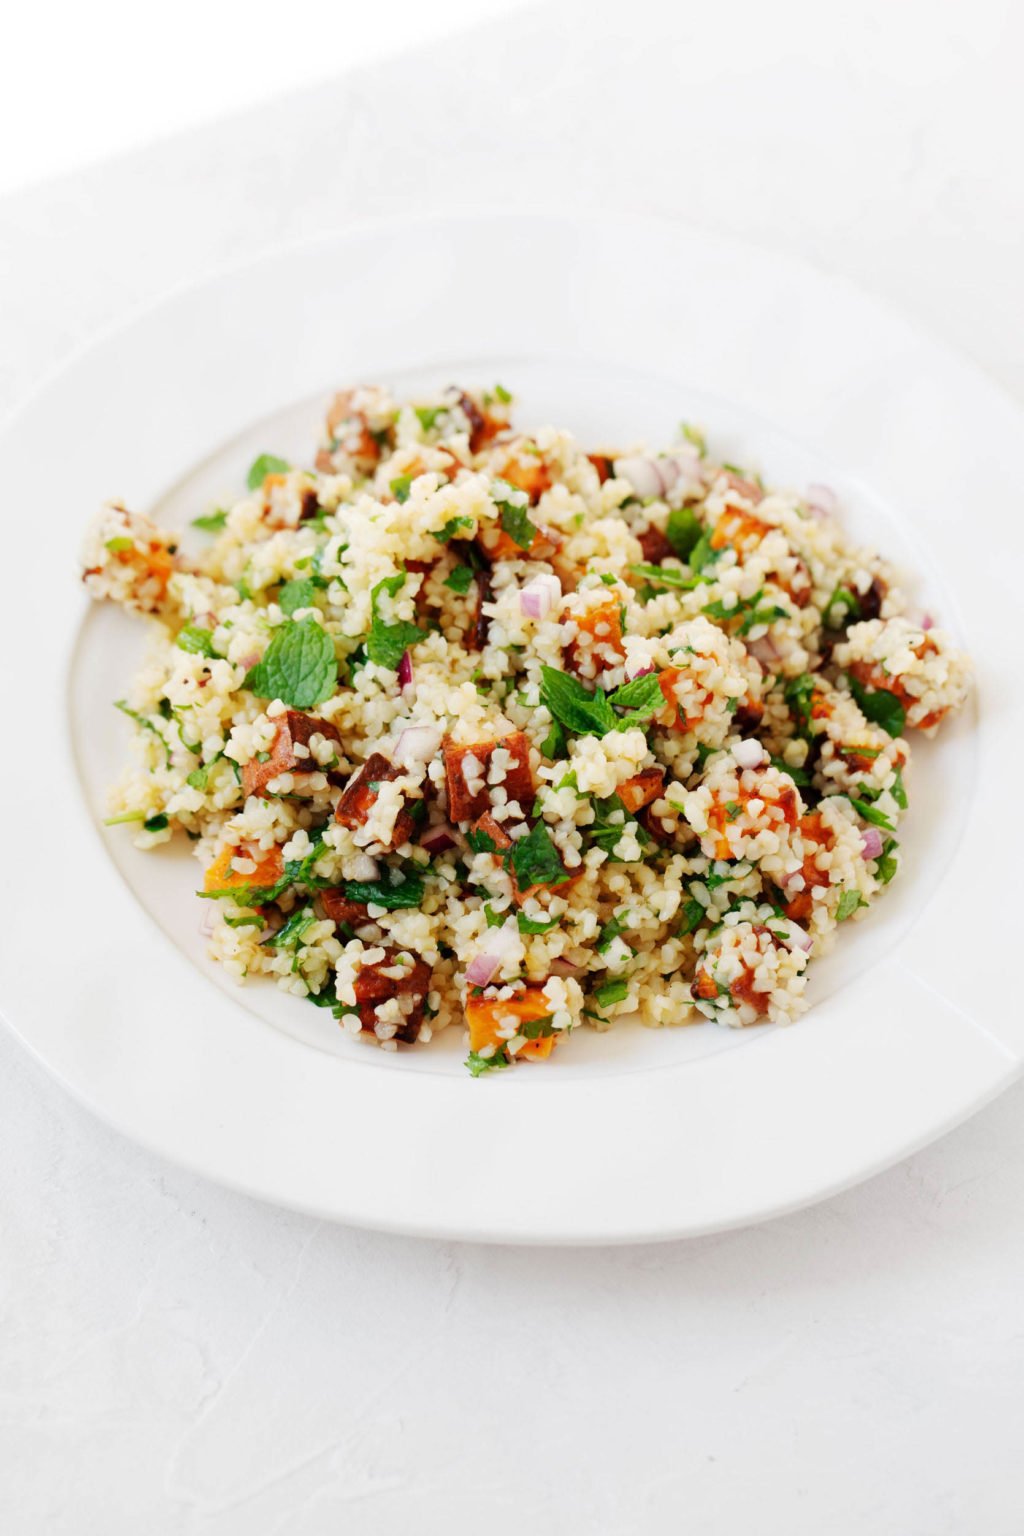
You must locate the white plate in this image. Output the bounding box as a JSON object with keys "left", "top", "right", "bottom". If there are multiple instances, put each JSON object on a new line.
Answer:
{"left": 2, "top": 214, "right": 1021, "bottom": 1244}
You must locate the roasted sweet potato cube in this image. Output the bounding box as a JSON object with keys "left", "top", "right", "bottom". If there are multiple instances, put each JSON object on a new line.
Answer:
{"left": 318, "top": 889, "right": 371, "bottom": 928}
{"left": 443, "top": 732, "right": 534, "bottom": 823}
{"left": 617, "top": 767, "right": 665, "bottom": 815}
{"left": 564, "top": 598, "right": 626, "bottom": 677}
{"left": 351, "top": 948, "right": 432, "bottom": 1043}
{"left": 203, "top": 844, "right": 283, "bottom": 896}
{"left": 466, "top": 985, "right": 559, "bottom": 1060}
{"left": 242, "top": 710, "right": 341, "bottom": 797}
{"left": 335, "top": 752, "right": 417, "bottom": 851}
{"left": 637, "top": 525, "right": 673, "bottom": 564}
{"left": 587, "top": 453, "right": 615, "bottom": 484}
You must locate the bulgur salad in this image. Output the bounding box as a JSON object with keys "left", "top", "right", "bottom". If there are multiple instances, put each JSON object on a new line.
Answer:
{"left": 81, "top": 384, "right": 972, "bottom": 1075}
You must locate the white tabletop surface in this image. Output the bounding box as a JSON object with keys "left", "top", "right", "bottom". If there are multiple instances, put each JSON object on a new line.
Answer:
{"left": 3, "top": 2, "right": 1024, "bottom": 1529}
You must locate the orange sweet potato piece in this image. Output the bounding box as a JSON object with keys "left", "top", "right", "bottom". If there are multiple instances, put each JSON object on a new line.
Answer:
{"left": 203, "top": 844, "right": 284, "bottom": 895}
{"left": 564, "top": 598, "right": 626, "bottom": 677}
{"left": 335, "top": 752, "right": 417, "bottom": 851}
{"left": 618, "top": 767, "right": 665, "bottom": 815}
{"left": 466, "top": 985, "right": 558, "bottom": 1060}
{"left": 443, "top": 733, "right": 533, "bottom": 823}
{"left": 352, "top": 948, "right": 432, "bottom": 1043}
{"left": 242, "top": 710, "right": 340, "bottom": 798}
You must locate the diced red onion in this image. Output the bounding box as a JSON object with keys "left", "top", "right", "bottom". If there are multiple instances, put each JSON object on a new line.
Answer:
{"left": 806, "top": 482, "right": 837, "bottom": 518}
{"left": 397, "top": 651, "right": 414, "bottom": 692}
{"left": 921, "top": 612, "right": 935, "bottom": 631}
{"left": 747, "top": 633, "right": 782, "bottom": 670}
{"left": 614, "top": 451, "right": 703, "bottom": 502}
{"left": 393, "top": 725, "right": 442, "bottom": 767}
{"left": 421, "top": 822, "right": 456, "bottom": 854}
{"left": 239, "top": 651, "right": 261, "bottom": 671}
{"left": 549, "top": 957, "right": 582, "bottom": 976}
{"left": 625, "top": 658, "right": 656, "bottom": 681}
{"left": 520, "top": 573, "right": 562, "bottom": 621}
{"left": 465, "top": 952, "right": 503, "bottom": 986}
{"left": 732, "top": 739, "right": 766, "bottom": 770}
{"left": 775, "top": 919, "right": 813, "bottom": 953}
{"left": 861, "top": 828, "right": 884, "bottom": 860}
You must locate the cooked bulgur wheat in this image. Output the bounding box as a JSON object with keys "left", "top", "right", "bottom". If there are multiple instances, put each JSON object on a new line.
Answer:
{"left": 81, "top": 384, "right": 972, "bottom": 1073}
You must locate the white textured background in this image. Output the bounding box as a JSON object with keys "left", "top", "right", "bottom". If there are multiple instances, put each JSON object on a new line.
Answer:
{"left": 3, "top": 2, "right": 1024, "bottom": 1530}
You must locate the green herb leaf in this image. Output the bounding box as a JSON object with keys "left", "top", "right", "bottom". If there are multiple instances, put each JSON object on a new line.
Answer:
{"left": 263, "top": 905, "right": 318, "bottom": 950}
{"left": 836, "top": 889, "right": 866, "bottom": 921}
{"left": 630, "top": 562, "right": 705, "bottom": 590}
{"left": 444, "top": 564, "right": 475, "bottom": 595}
{"left": 176, "top": 625, "right": 216, "bottom": 657}
{"left": 483, "top": 903, "right": 505, "bottom": 929}
{"left": 540, "top": 719, "right": 567, "bottom": 759}
{"left": 278, "top": 578, "right": 316, "bottom": 616}
{"left": 491, "top": 383, "right": 513, "bottom": 404}
{"left": 769, "top": 755, "right": 812, "bottom": 787}
{"left": 224, "top": 913, "right": 265, "bottom": 929}
{"left": 114, "top": 699, "right": 172, "bottom": 768}
{"left": 247, "top": 453, "right": 290, "bottom": 490}
{"left": 824, "top": 584, "right": 860, "bottom": 630}
{"left": 390, "top": 474, "right": 414, "bottom": 503}
{"left": 680, "top": 897, "right": 706, "bottom": 935}
{"left": 341, "top": 876, "right": 425, "bottom": 910}
{"left": 785, "top": 673, "right": 816, "bottom": 734}
{"left": 688, "top": 529, "right": 720, "bottom": 574}
{"left": 432, "top": 515, "right": 475, "bottom": 543}
{"left": 846, "top": 674, "right": 906, "bottom": 738}
{"left": 103, "top": 810, "right": 147, "bottom": 826}
{"left": 414, "top": 405, "right": 445, "bottom": 432}
{"left": 517, "top": 913, "right": 560, "bottom": 934}
{"left": 493, "top": 478, "right": 537, "bottom": 551}
{"left": 243, "top": 617, "right": 338, "bottom": 708}
{"left": 104, "top": 536, "right": 134, "bottom": 552}
{"left": 596, "top": 911, "right": 633, "bottom": 952}
{"left": 890, "top": 767, "right": 908, "bottom": 810}
{"left": 593, "top": 978, "right": 629, "bottom": 1009}
{"left": 539, "top": 666, "right": 616, "bottom": 738}
{"left": 467, "top": 826, "right": 498, "bottom": 854}
{"left": 606, "top": 672, "right": 664, "bottom": 728}
{"left": 465, "top": 1049, "right": 511, "bottom": 1077}
{"left": 876, "top": 837, "right": 899, "bottom": 885}
{"left": 666, "top": 505, "right": 702, "bottom": 559}
{"left": 506, "top": 820, "right": 570, "bottom": 891}
{"left": 191, "top": 509, "right": 228, "bottom": 533}
{"left": 850, "top": 797, "right": 895, "bottom": 830}
{"left": 519, "top": 1013, "right": 556, "bottom": 1039}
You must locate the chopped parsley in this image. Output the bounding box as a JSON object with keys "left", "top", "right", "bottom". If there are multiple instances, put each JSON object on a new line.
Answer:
{"left": 702, "top": 587, "right": 789, "bottom": 635}
{"left": 465, "top": 1049, "right": 511, "bottom": 1077}
{"left": 390, "top": 474, "right": 414, "bottom": 503}
{"left": 341, "top": 875, "right": 425, "bottom": 909}
{"left": 891, "top": 767, "right": 908, "bottom": 809}
{"left": 593, "top": 978, "right": 629, "bottom": 1009}
{"left": 875, "top": 837, "right": 899, "bottom": 885}
{"left": 597, "top": 911, "right": 634, "bottom": 953}
{"left": 493, "top": 478, "right": 537, "bottom": 550}
{"left": 432, "top": 515, "right": 476, "bottom": 543}
{"left": 246, "top": 453, "right": 291, "bottom": 490}
{"left": 679, "top": 897, "right": 707, "bottom": 935}
{"left": 517, "top": 913, "right": 560, "bottom": 934}
{"left": 769, "top": 755, "right": 812, "bottom": 787}
{"left": 243, "top": 617, "right": 338, "bottom": 708}
{"left": 629, "top": 562, "right": 705, "bottom": 590}
{"left": 688, "top": 529, "right": 720, "bottom": 574}
{"left": 414, "top": 405, "right": 445, "bottom": 432}
{"left": 104, "top": 536, "right": 134, "bottom": 552}
{"left": 444, "top": 564, "right": 475, "bottom": 595}
{"left": 850, "top": 797, "right": 895, "bottom": 831}
{"left": 824, "top": 583, "right": 861, "bottom": 630}
{"left": 263, "top": 905, "right": 318, "bottom": 950}
{"left": 483, "top": 903, "right": 505, "bottom": 928}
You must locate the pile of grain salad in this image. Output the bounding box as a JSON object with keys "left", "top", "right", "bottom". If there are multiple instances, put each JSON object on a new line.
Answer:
{"left": 81, "top": 383, "right": 972, "bottom": 1075}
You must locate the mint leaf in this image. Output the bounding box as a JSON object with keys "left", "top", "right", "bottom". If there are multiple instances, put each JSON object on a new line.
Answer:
{"left": 247, "top": 453, "right": 290, "bottom": 490}
{"left": 876, "top": 837, "right": 899, "bottom": 885}
{"left": 191, "top": 509, "right": 228, "bottom": 533}
{"left": 846, "top": 674, "right": 906, "bottom": 737}
{"left": 540, "top": 719, "right": 567, "bottom": 759}
{"left": 666, "top": 506, "right": 702, "bottom": 559}
{"left": 688, "top": 530, "right": 719, "bottom": 574}
{"left": 278, "top": 578, "right": 316, "bottom": 616}
{"left": 366, "top": 619, "right": 423, "bottom": 670}
{"left": 506, "top": 821, "right": 570, "bottom": 891}
{"left": 444, "top": 564, "right": 475, "bottom": 595}
{"left": 607, "top": 672, "right": 664, "bottom": 727}
{"left": 679, "top": 897, "right": 706, "bottom": 935}
{"left": 176, "top": 625, "right": 217, "bottom": 657}
{"left": 850, "top": 797, "right": 895, "bottom": 831}
{"left": 539, "top": 666, "right": 616, "bottom": 737}
{"left": 243, "top": 617, "right": 337, "bottom": 708}
{"left": 264, "top": 905, "right": 318, "bottom": 950}
{"left": 836, "top": 889, "right": 866, "bottom": 921}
